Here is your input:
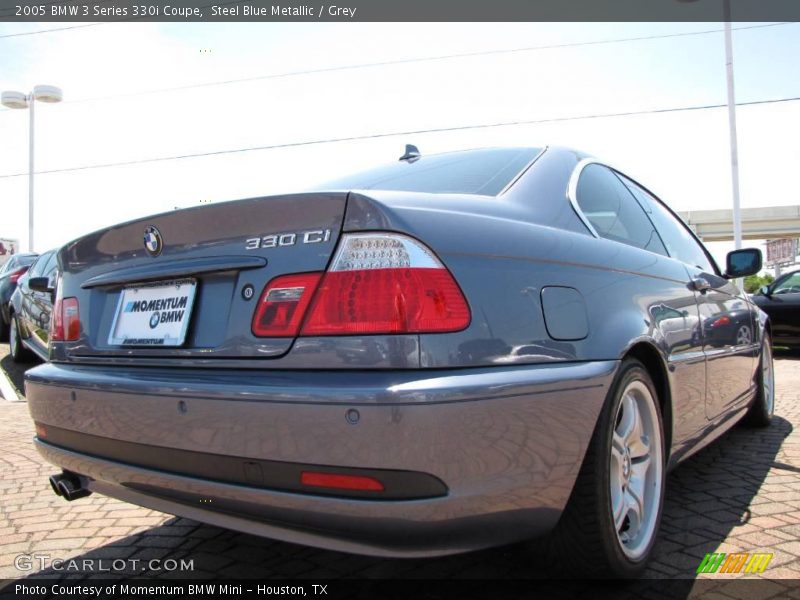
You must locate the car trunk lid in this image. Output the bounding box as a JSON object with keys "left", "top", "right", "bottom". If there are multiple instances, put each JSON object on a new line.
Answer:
{"left": 58, "top": 192, "right": 347, "bottom": 360}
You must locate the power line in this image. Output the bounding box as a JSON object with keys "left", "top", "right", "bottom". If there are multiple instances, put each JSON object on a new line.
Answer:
{"left": 0, "top": 21, "right": 793, "bottom": 111}
{"left": 1, "top": 95, "right": 797, "bottom": 180}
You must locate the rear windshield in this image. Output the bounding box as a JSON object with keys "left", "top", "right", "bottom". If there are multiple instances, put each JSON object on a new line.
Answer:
{"left": 319, "top": 148, "right": 541, "bottom": 196}
{"left": 1, "top": 254, "right": 37, "bottom": 273}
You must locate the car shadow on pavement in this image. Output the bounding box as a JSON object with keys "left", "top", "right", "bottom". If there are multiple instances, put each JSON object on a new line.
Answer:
{"left": 647, "top": 415, "right": 793, "bottom": 579}
{"left": 0, "top": 353, "right": 33, "bottom": 397}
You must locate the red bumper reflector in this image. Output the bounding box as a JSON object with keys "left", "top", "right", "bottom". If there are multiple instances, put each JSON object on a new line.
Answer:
{"left": 300, "top": 471, "right": 385, "bottom": 492}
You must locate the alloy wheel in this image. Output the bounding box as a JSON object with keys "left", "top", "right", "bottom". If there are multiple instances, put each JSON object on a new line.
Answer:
{"left": 762, "top": 339, "right": 775, "bottom": 416}
{"left": 9, "top": 317, "right": 18, "bottom": 359}
{"left": 736, "top": 325, "right": 752, "bottom": 345}
{"left": 609, "top": 380, "right": 663, "bottom": 560}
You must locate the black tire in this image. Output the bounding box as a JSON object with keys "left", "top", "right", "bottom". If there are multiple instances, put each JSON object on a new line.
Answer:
{"left": 544, "top": 358, "right": 666, "bottom": 578}
{"left": 742, "top": 334, "right": 775, "bottom": 428}
{"left": 9, "top": 314, "right": 33, "bottom": 363}
{"left": 0, "top": 312, "right": 8, "bottom": 343}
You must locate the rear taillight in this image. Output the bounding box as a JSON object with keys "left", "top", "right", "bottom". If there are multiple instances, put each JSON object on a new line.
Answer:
{"left": 251, "top": 272, "right": 323, "bottom": 337}
{"left": 250, "top": 233, "right": 470, "bottom": 338}
{"left": 301, "top": 233, "right": 470, "bottom": 335}
{"left": 9, "top": 267, "right": 27, "bottom": 284}
{"left": 51, "top": 281, "right": 80, "bottom": 342}
{"left": 711, "top": 316, "right": 731, "bottom": 328}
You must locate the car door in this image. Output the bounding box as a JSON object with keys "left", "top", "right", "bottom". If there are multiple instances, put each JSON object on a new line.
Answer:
{"left": 688, "top": 269, "right": 756, "bottom": 418}
{"left": 757, "top": 271, "right": 800, "bottom": 347}
{"left": 27, "top": 251, "right": 58, "bottom": 355}
{"left": 18, "top": 250, "right": 54, "bottom": 357}
{"left": 575, "top": 165, "right": 708, "bottom": 442}
{"left": 17, "top": 253, "right": 45, "bottom": 335}
{"left": 619, "top": 176, "right": 757, "bottom": 421}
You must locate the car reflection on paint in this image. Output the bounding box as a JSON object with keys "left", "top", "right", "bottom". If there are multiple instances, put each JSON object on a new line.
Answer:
{"left": 335, "top": 338, "right": 389, "bottom": 365}
{"left": 648, "top": 303, "right": 702, "bottom": 353}
{"left": 701, "top": 302, "right": 754, "bottom": 349}
{"left": 492, "top": 342, "right": 575, "bottom": 364}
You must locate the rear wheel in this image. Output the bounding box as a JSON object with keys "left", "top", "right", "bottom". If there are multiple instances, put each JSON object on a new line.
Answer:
{"left": 743, "top": 334, "right": 775, "bottom": 427}
{"left": 545, "top": 359, "right": 665, "bottom": 577}
{"left": 9, "top": 314, "right": 33, "bottom": 363}
{"left": 0, "top": 311, "right": 8, "bottom": 342}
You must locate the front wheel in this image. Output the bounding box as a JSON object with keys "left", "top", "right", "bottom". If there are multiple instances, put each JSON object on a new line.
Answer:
{"left": 743, "top": 334, "right": 775, "bottom": 427}
{"left": 545, "top": 359, "right": 665, "bottom": 577}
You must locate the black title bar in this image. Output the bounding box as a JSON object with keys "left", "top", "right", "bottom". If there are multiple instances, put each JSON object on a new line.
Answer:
{"left": 1, "top": 0, "right": 800, "bottom": 22}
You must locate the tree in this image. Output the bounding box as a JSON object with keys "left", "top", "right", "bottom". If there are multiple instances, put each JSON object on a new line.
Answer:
{"left": 744, "top": 273, "right": 775, "bottom": 294}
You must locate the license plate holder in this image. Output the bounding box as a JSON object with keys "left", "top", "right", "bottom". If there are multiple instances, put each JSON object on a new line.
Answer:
{"left": 108, "top": 279, "right": 197, "bottom": 346}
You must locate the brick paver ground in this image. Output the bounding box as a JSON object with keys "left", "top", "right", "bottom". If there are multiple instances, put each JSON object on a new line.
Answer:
{"left": 2, "top": 348, "right": 800, "bottom": 590}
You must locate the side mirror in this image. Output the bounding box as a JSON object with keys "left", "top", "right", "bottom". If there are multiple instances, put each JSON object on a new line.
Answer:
{"left": 725, "top": 248, "right": 762, "bottom": 278}
{"left": 28, "top": 277, "right": 54, "bottom": 294}
{"left": 760, "top": 285, "right": 771, "bottom": 297}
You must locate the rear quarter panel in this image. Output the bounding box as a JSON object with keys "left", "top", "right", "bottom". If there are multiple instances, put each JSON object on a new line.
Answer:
{"left": 342, "top": 187, "right": 707, "bottom": 454}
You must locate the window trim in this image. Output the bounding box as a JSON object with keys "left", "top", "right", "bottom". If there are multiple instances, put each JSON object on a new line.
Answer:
{"left": 567, "top": 157, "right": 602, "bottom": 239}
{"left": 567, "top": 157, "right": 721, "bottom": 276}
{"left": 615, "top": 171, "right": 722, "bottom": 276}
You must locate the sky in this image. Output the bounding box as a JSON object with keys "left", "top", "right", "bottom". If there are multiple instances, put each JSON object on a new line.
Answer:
{"left": 1, "top": 20, "right": 799, "bottom": 271}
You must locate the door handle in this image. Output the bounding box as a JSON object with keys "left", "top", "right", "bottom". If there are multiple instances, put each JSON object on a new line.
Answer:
{"left": 691, "top": 277, "right": 711, "bottom": 293}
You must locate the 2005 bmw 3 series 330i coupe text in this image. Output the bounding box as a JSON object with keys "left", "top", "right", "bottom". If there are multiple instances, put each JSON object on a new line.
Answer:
{"left": 26, "top": 146, "right": 774, "bottom": 577}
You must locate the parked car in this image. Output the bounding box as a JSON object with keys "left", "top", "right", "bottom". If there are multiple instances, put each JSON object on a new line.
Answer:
{"left": 9, "top": 249, "right": 58, "bottom": 362}
{"left": 751, "top": 268, "right": 800, "bottom": 349}
{"left": 25, "top": 147, "right": 772, "bottom": 578}
{"left": 0, "top": 252, "right": 38, "bottom": 341}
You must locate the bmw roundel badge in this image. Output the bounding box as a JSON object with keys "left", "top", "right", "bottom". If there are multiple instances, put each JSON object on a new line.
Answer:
{"left": 143, "top": 226, "right": 163, "bottom": 257}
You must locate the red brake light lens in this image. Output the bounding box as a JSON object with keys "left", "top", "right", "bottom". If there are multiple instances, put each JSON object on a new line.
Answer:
{"left": 251, "top": 272, "right": 323, "bottom": 337}
{"left": 9, "top": 267, "right": 27, "bottom": 284}
{"left": 250, "top": 234, "right": 470, "bottom": 338}
{"left": 51, "top": 297, "right": 80, "bottom": 342}
{"left": 302, "top": 268, "right": 470, "bottom": 335}
{"left": 300, "top": 233, "right": 470, "bottom": 336}
{"left": 711, "top": 316, "right": 731, "bottom": 328}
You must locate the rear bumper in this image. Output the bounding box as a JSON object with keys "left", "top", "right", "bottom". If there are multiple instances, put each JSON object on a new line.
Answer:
{"left": 26, "top": 360, "right": 617, "bottom": 557}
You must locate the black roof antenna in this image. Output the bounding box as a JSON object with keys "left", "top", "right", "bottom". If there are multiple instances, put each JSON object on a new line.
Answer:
{"left": 399, "top": 144, "right": 421, "bottom": 163}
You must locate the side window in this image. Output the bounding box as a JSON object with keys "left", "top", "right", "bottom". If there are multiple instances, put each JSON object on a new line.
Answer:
{"left": 43, "top": 253, "right": 59, "bottom": 282}
{"left": 619, "top": 175, "right": 718, "bottom": 274}
{"left": 28, "top": 252, "right": 53, "bottom": 279}
{"left": 773, "top": 272, "right": 800, "bottom": 294}
{"left": 575, "top": 164, "right": 667, "bottom": 255}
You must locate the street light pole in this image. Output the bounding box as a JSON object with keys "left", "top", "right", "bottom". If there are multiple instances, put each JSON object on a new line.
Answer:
{"left": 723, "top": 0, "right": 743, "bottom": 252}
{"left": 28, "top": 94, "right": 36, "bottom": 253}
{"left": 1, "top": 84, "right": 63, "bottom": 253}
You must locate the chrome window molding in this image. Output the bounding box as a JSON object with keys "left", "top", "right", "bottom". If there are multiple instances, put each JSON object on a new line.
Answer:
{"left": 566, "top": 157, "right": 604, "bottom": 238}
